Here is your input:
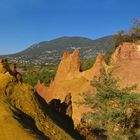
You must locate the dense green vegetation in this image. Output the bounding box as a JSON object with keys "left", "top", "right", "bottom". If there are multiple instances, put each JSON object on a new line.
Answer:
{"left": 113, "top": 18, "right": 140, "bottom": 47}
{"left": 23, "top": 65, "right": 57, "bottom": 86}
{"left": 80, "top": 58, "right": 96, "bottom": 71}
{"left": 81, "top": 76, "right": 140, "bottom": 139}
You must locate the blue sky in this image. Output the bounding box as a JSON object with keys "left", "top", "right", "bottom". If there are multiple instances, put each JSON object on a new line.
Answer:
{"left": 0, "top": 0, "right": 140, "bottom": 55}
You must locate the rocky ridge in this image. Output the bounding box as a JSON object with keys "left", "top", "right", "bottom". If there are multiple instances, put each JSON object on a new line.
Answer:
{"left": 111, "top": 41, "right": 140, "bottom": 90}
{"left": 35, "top": 49, "right": 108, "bottom": 125}
{"left": 0, "top": 59, "right": 74, "bottom": 140}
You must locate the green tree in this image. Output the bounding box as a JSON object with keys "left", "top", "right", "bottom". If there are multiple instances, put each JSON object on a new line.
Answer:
{"left": 113, "top": 18, "right": 140, "bottom": 47}
{"left": 104, "top": 50, "right": 114, "bottom": 65}
{"left": 112, "top": 30, "right": 125, "bottom": 47}
{"left": 80, "top": 58, "right": 96, "bottom": 71}
{"left": 81, "top": 76, "right": 140, "bottom": 139}
{"left": 129, "top": 18, "right": 140, "bottom": 39}
{"left": 23, "top": 66, "right": 56, "bottom": 86}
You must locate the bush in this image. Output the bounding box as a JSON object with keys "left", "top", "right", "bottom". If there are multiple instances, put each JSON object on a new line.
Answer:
{"left": 23, "top": 66, "right": 56, "bottom": 86}
{"left": 104, "top": 50, "right": 114, "bottom": 64}
{"left": 113, "top": 18, "right": 140, "bottom": 47}
{"left": 81, "top": 76, "right": 140, "bottom": 139}
{"left": 80, "top": 58, "right": 96, "bottom": 71}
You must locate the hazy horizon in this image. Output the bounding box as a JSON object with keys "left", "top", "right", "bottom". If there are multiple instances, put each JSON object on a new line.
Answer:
{"left": 0, "top": 0, "right": 140, "bottom": 55}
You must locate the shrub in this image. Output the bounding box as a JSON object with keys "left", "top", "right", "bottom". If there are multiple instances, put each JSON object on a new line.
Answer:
{"left": 80, "top": 58, "right": 96, "bottom": 71}
{"left": 81, "top": 76, "right": 140, "bottom": 139}
{"left": 113, "top": 18, "right": 140, "bottom": 47}
{"left": 23, "top": 66, "right": 56, "bottom": 86}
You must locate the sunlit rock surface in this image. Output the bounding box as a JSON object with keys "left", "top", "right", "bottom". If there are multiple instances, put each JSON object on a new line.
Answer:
{"left": 35, "top": 49, "right": 107, "bottom": 125}
{"left": 0, "top": 59, "right": 73, "bottom": 140}
{"left": 112, "top": 41, "right": 140, "bottom": 90}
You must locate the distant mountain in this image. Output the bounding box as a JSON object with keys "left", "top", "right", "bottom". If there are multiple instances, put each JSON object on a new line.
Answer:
{"left": 1, "top": 36, "right": 114, "bottom": 65}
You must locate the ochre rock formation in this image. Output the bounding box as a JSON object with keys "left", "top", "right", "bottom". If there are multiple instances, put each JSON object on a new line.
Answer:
{"left": 0, "top": 59, "right": 74, "bottom": 140}
{"left": 0, "top": 59, "right": 8, "bottom": 73}
{"left": 35, "top": 49, "right": 107, "bottom": 125}
{"left": 112, "top": 41, "right": 140, "bottom": 90}
{"left": 37, "top": 41, "right": 140, "bottom": 126}
{"left": 0, "top": 58, "right": 22, "bottom": 82}
{"left": 35, "top": 80, "right": 49, "bottom": 99}
{"left": 82, "top": 54, "right": 107, "bottom": 81}
{"left": 54, "top": 49, "right": 80, "bottom": 81}
{"left": 112, "top": 42, "right": 140, "bottom": 62}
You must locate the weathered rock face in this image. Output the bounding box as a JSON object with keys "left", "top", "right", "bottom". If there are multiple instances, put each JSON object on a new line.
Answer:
{"left": 0, "top": 58, "right": 22, "bottom": 82}
{"left": 81, "top": 54, "right": 106, "bottom": 81}
{"left": 112, "top": 42, "right": 140, "bottom": 62}
{"left": 35, "top": 50, "right": 107, "bottom": 125}
{"left": 0, "top": 60, "right": 74, "bottom": 140}
{"left": 0, "top": 59, "right": 8, "bottom": 73}
{"left": 55, "top": 49, "right": 81, "bottom": 81}
{"left": 112, "top": 41, "right": 140, "bottom": 90}
{"left": 35, "top": 80, "right": 49, "bottom": 99}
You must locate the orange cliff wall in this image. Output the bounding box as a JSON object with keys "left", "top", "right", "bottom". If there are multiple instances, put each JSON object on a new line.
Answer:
{"left": 35, "top": 41, "right": 140, "bottom": 125}
{"left": 112, "top": 42, "right": 140, "bottom": 62}
{"left": 111, "top": 41, "right": 140, "bottom": 90}
{"left": 35, "top": 49, "right": 107, "bottom": 125}
{"left": 54, "top": 49, "right": 81, "bottom": 81}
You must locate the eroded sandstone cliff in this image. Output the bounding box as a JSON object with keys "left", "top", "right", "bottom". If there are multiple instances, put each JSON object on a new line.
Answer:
{"left": 35, "top": 49, "right": 107, "bottom": 125}
{"left": 111, "top": 41, "right": 140, "bottom": 90}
